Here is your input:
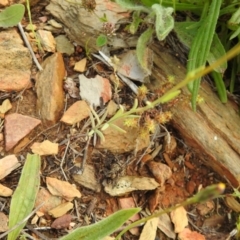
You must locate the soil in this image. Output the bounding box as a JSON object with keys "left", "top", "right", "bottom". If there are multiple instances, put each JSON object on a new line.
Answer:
{"left": 0, "top": 1, "right": 238, "bottom": 240}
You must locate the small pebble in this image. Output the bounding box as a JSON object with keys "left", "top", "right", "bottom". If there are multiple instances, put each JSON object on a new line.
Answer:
{"left": 48, "top": 19, "right": 63, "bottom": 29}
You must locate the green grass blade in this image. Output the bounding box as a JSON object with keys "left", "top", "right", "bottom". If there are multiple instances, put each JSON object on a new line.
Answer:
{"left": 8, "top": 154, "right": 41, "bottom": 240}
{"left": 187, "top": 0, "right": 222, "bottom": 110}
{"left": 211, "top": 71, "right": 227, "bottom": 103}
{"left": 60, "top": 208, "right": 141, "bottom": 240}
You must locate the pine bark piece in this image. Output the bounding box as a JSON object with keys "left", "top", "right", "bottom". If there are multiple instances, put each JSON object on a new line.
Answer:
{"left": 4, "top": 114, "right": 41, "bottom": 151}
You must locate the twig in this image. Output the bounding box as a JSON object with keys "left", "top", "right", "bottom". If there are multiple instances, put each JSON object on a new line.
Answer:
{"left": 74, "top": 199, "right": 80, "bottom": 220}
{"left": 80, "top": 136, "right": 91, "bottom": 174}
{"left": 60, "top": 138, "right": 71, "bottom": 181}
{"left": 0, "top": 203, "right": 44, "bottom": 239}
{"left": 20, "top": 229, "right": 36, "bottom": 240}
{"left": 26, "top": 224, "right": 52, "bottom": 240}
{"left": 17, "top": 22, "right": 43, "bottom": 71}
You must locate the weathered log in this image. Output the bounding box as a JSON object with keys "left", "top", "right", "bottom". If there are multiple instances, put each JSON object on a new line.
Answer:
{"left": 151, "top": 43, "right": 240, "bottom": 187}
{"left": 46, "top": 0, "right": 240, "bottom": 187}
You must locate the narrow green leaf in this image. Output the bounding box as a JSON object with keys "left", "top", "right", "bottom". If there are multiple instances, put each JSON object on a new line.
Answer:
{"left": 151, "top": 4, "right": 174, "bottom": 41}
{"left": 186, "top": 0, "right": 222, "bottom": 110}
{"left": 129, "top": 11, "right": 142, "bottom": 34}
{"left": 101, "top": 123, "right": 109, "bottom": 131}
{"left": 96, "top": 34, "right": 108, "bottom": 47}
{"left": 175, "top": 22, "right": 227, "bottom": 73}
{"left": 159, "top": 90, "right": 181, "bottom": 103}
{"left": 210, "top": 71, "right": 227, "bottom": 103}
{"left": 8, "top": 154, "right": 41, "bottom": 240}
{"left": 109, "top": 123, "right": 127, "bottom": 133}
{"left": 136, "top": 28, "right": 154, "bottom": 73}
{"left": 115, "top": 0, "right": 150, "bottom": 12}
{"left": 0, "top": 4, "right": 25, "bottom": 28}
{"left": 95, "top": 129, "right": 105, "bottom": 142}
{"left": 60, "top": 208, "right": 141, "bottom": 240}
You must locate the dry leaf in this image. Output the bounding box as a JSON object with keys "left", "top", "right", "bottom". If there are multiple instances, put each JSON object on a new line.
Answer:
{"left": 0, "top": 184, "right": 13, "bottom": 197}
{"left": 46, "top": 177, "right": 81, "bottom": 201}
{"left": 14, "top": 137, "right": 31, "bottom": 154}
{"left": 35, "top": 188, "right": 63, "bottom": 215}
{"left": 0, "top": 155, "right": 20, "bottom": 180}
{"left": 147, "top": 161, "right": 172, "bottom": 185}
{"left": 51, "top": 214, "right": 72, "bottom": 229}
{"left": 0, "top": 99, "right": 12, "bottom": 114}
{"left": 48, "top": 202, "right": 73, "bottom": 218}
{"left": 0, "top": 212, "right": 8, "bottom": 232}
{"left": 103, "top": 176, "right": 159, "bottom": 196}
{"left": 139, "top": 217, "right": 159, "bottom": 240}
{"left": 170, "top": 206, "right": 188, "bottom": 233}
{"left": 31, "top": 140, "right": 58, "bottom": 155}
{"left": 178, "top": 228, "right": 206, "bottom": 240}
{"left": 196, "top": 201, "right": 214, "bottom": 216}
{"left": 61, "top": 100, "right": 90, "bottom": 125}
{"left": 74, "top": 58, "right": 87, "bottom": 72}
{"left": 157, "top": 209, "right": 176, "bottom": 239}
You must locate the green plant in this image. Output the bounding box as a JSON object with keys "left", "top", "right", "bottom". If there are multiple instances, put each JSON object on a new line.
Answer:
{"left": 115, "top": 0, "right": 240, "bottom": 110}
{"left": 116, "top": 183, "right": 225, "bottom": 239}
{"left": 25, "top": 0, "right": 43, "bottom": 52}
{"left": 4, "top": 154, "right": 40, "bottom": 240}
{"left": 0, "top": 4, "right": 25, "bottom": 28}
{"left": 88, "top": 42, "right": 240, "bottom": 143}
{"left": 115, "top": 0, "right": 174, "bottom": 73}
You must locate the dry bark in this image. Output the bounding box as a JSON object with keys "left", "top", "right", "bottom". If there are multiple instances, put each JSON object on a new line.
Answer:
{"left": 151, "top": 43, "right": 240, "bottom": 187}
{"left": 46, "top": 0, "right": 240, "bottom": 187}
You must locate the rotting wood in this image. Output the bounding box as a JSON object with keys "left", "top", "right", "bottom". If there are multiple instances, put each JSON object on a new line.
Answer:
{"left": 150, "top": 43, "right": 240, "bottom": 187}
{"left": 46, "top": 0, "right": 240, "bottom": 187}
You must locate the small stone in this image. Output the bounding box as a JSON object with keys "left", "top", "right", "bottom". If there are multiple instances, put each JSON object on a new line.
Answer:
{"left": 37, "top": 30, "right": 56, "bottom": 52}
{"left": 147, "top": 161, "right": 172, "bottom": 186}
{"left": 74, "top": 58, "right": 87, "bottom": 72}
{"left": 0, "top": 29, "right": 32, "bottom": 92}
{"left": 48, "top": 19, "right": 63, "bottom": 29}
{"left": 55, "top": 35, "right": 75, "bottom": 56}
{"left": 79, "top": 74, "right": 112, "bottom": 107}
{"left": 4, "top": 114, "right": 41, "bottom": 151}
{"left": 51, "top": 214, "right": 72, "bottom": 229}
{"left": 73, "top": 164, "right": 101, "bottom": 192}
{"left": 39, "top": 16, "right": 48, "bottom": 23}
{"left": 36, "top": 52, "right": 65, "bottom": 125}
{"left": 61, "top": 100, "right": 90, "bottom": 125}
